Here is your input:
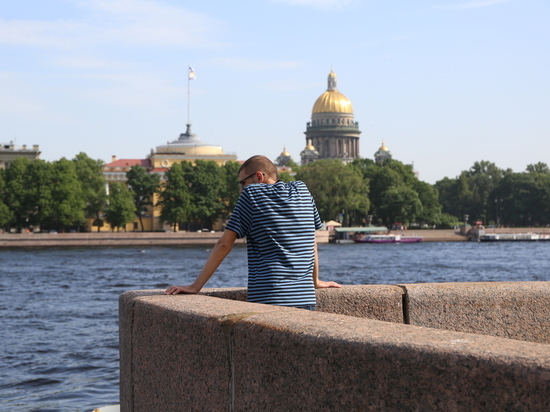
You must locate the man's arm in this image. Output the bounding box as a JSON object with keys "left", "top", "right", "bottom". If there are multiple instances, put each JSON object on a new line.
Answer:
{"left": 312, "top": 239, "right": 342, "bottom": 289}
{"left": 164, "top": 229, "right": 238, "bottom": 295}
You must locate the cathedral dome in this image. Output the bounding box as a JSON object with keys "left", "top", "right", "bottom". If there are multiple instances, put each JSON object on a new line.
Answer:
{"left": 312, "top": 70, "right": 353, "bottom": 114}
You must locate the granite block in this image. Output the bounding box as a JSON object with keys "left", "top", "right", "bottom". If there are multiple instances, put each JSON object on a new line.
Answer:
{"left": 119, "top": 292, "right": 280, "bottom": 412}
{"left": 231, "top": 310, "right": 550, "bottom": 411}
{"left": 316, "top": 284, "right": 404, "bottom": 322}
{"left": 402, "top": 281, "right": 550, "bottom": 343}
{"left": 200, "top": 287, "right": 248, "bottom": 301}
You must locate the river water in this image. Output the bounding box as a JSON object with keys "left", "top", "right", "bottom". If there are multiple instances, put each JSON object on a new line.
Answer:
{"left": 1, "top": 242, "right": 549, "bottom": 411}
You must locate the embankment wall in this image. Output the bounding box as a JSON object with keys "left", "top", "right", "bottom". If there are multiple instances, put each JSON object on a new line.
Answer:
{"left": 120, "top": 282, "right": 550, "bottom": 411}
{"left": 0, "top": 231, "right": 329, "bottom": 247}
{"left": 4, "top": 228, "right": 550, "bottom": 247}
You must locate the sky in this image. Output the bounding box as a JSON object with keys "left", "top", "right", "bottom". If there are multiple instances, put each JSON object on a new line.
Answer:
{"left": 1, "top": 0, "right": 548, "bottom": 184}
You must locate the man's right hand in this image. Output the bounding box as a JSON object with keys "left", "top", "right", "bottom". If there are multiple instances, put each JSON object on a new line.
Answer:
{"left": 164, "top": 285, "right": 199, "bottom": 295}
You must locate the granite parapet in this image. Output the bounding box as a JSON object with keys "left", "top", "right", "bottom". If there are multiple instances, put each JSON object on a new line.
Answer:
{"left": 402, "top": 281, "right": 550, "bottom": 343}
{"left": 120, "top": 283, "right": 550, "bottom": 412}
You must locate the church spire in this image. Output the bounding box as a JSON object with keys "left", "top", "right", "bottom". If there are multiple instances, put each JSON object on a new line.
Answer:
{"left": 327, "top": 69, "right": 337, "bottom": 91}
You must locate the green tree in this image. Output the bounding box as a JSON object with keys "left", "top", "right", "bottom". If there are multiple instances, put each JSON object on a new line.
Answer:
{"left": 285, "top": 158, "right": 300, "bottom": 171}
{"left": 4, "top": 157, "right": 41, "bottom": 231}
{"left": 413, "top": 180, "right": 443, "bottom": 226}
{"left": 296, "top": 159, "right": 369, "bottom": 226}
{"left": 126, "top": 165, "right": 160, "bottom": 231}
{"left": 158, "top": 162, "right": 193, "bottom": 231}
{"left": 220, "top": 161, "right": 241, "bottom": 221}
{"left": 48, "top": 158, "right": 86, "bottom": 231}
{"left": 379, "top": 185, "right": 422, "bottom": 227}
{"left": 497, "top": 167, "right": 550, "bottom": 227}
{"left": 105, "top": 183, "right": 136, "bottom": 231}
{"left": 0, "top": 169, "right": 13, "bottom": 230}
{"left": 188, "top": 160, "right": 224, "bottom": 229}
{"left": 73, "top": 153, "right": 107, "bottom": 231}
{"left": 526, "top": 162, "right": 550, "bottom": 174}
{"left": 278, "top": 171, "right": 295, "bottom": 183}
{"left": 5, "top": 157, "right": 54, "bottom": 232}
{"left": 436, "top": 161, "right": 506, "bottom": 225}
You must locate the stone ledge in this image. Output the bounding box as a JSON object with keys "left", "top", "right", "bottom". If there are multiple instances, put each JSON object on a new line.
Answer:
{"left": 402, "top": 281, "right": 550, "bottom": 344}
{"left": 120, "top": 285, "right": 550, "bottom": 412}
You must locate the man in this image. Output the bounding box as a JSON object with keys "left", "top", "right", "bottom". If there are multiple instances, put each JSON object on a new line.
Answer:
{"left": 164, "top": 155, "right": 341, "bottom": 308}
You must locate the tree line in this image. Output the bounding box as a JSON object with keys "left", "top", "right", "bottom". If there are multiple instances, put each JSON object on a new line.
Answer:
{"left": 1, "top": 153, "right": 548, "bottom": 233}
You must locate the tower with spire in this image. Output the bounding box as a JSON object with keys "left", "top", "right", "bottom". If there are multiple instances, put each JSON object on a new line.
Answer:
{"left": 301, "top": 70, "right": 361, "bottom": 165}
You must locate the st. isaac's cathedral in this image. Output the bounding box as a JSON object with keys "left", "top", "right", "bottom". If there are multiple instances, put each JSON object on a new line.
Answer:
{"left": 300, "top": 69, "right": 361, "bottom": 165}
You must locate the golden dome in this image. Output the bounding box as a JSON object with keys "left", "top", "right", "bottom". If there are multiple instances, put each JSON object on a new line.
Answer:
{"left": 280, "top": 147, "right": 290, "bottom": 157}
{"left": 379, "top": 141, "right": 389, "bottom": 152}
{"left": 312, "top": 70, "right": 353, "bottom": 114}
{"left": 306, "top": 143, "right": 315, "bottom": 150}
{"left": 312, "top": 91, "right": 353, "bottom": 113}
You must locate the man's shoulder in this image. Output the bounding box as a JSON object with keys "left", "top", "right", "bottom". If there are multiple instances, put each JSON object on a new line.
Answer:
{"left": 280, "top": 180, "right": 307, "bottom": 189}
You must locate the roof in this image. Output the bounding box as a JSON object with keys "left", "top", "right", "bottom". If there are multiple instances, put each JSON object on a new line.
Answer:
{"left": 325, "top": 220, "right": 342, "bottom": 227}
{"left": 105, "top": 158, "right": 150, "bottom": 168}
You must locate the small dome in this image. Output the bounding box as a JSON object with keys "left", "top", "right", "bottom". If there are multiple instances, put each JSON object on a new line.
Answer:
{"left": 379, "top": 141, "right": 389, "bottom": 152}
{"left": 155, "top": 124, "right": 223, "bottom": 155}
{"left": 312, "top": 70, "right": 353, "bottom": 114}
{"left": 280, "top": 147, "right": 290, "bottom": 157}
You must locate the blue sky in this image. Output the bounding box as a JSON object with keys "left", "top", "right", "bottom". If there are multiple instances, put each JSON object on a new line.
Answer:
{"left": 1, "top": 0, "right": 548, "bottom": 183}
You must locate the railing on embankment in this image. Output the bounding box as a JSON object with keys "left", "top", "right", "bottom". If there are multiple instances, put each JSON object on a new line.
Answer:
{"left": 120, "top": 282, "right": 550, "bottom": 411}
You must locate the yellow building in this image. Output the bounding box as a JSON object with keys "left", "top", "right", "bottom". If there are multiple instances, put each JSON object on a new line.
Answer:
{"left": 148, "top": 124, "right": 236, "bottom": 168}
{"left": 94, "top": 124, "right": 237, "bottom": 232}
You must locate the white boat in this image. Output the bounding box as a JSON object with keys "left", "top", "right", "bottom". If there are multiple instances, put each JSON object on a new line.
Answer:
{"left": 354, "top": 234, "right": 423, "bottom": 244}
{"left": 478, "top": 233, "right": 550, "bottom": 242}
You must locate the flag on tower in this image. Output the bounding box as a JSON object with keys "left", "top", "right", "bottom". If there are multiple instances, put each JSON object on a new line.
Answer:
{"left": 188, "top": 66, "right": 196, "bottom": 80}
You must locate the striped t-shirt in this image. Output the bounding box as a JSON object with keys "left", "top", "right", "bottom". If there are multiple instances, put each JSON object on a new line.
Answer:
{"left": 225, "top": 180, "right": 322, "bottom": 306}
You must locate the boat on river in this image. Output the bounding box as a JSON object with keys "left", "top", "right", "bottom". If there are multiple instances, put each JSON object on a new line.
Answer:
{"left": 478, "top": 233, "right": 550, "bottom": 242}
{"left": 354, "top": 234, "right": 423, "bottom": 244}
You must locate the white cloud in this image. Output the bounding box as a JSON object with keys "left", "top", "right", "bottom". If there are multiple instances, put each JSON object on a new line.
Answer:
{"left": 272, "top": 0, "right": 360, "bottom": 10}
{"left": 49, "top": 56, "right": 123, "bottom": 69}
{"left": 433, "top": 0, "right": 514, "bottom": 10}
{"left": 210, "top": 57, "right": 304, "bottom": 71}
{"left": 0, "top": 0, "right": 225, "bottom": 49}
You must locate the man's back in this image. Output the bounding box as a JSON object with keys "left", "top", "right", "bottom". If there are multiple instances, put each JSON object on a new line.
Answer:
{"left": 226, "top": 180, "right": 322, "bottom": 306}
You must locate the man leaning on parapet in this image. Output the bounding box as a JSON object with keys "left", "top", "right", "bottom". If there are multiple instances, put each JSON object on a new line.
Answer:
{"left": 164, "top": 155, "right": 341, "bottom": 310}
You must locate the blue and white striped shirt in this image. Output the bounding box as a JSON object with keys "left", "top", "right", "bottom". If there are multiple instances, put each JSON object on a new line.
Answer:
{"left": 225, "top": 180, "right": 322, "bottom": 306}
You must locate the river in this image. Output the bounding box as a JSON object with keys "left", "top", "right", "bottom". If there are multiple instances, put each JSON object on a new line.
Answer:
{"left": 1, "top": 242, "right": 549, "bottom": 411}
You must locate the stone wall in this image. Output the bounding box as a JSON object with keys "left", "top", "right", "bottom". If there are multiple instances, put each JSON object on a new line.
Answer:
{"left": 0, "top": 231, "right": 329, "bottom": 247}
{"left": 120, "top": 282, "right": 550, "bottom": 411}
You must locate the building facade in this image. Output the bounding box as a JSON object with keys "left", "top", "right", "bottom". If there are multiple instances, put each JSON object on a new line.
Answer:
{"left": 302, "top": 70, "right": 361, "bottom": 165}
{"left": 0, "top": 142, "right": 40, "bottom": 169}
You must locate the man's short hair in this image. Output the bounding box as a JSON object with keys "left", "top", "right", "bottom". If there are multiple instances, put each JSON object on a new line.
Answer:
{"left": 239, "top": 155, "right": 278, "bottom": 180}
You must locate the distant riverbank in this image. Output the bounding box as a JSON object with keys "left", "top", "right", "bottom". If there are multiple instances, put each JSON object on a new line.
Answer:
{"left": 0, "top": 230, "right": 329, "bottom": 248}
{"left": 2, "top": 228, "right": 550, "bottom": 248}
{"left": 0, "top": 231, "right": 247, "bottom": 248}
